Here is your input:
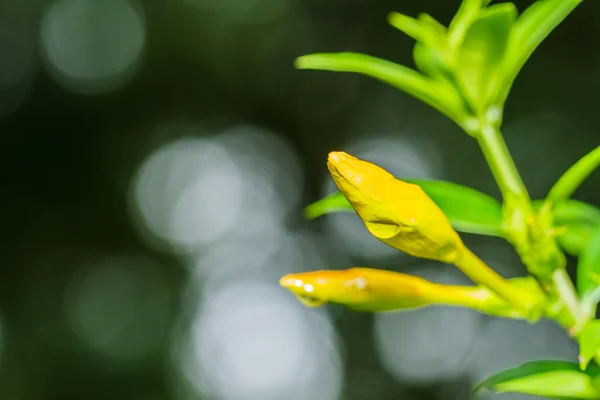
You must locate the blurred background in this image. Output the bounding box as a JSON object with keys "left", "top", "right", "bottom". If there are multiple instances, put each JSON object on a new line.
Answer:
{"left": 0, "top": 0, "right": 599, "bottom": 399}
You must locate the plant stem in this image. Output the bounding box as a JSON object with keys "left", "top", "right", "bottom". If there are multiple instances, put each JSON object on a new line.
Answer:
{"left": 552, "top": 269, "right": 582, "bottom": 328}
{"left": 454, "top": 246, "right": 536, "bottom": 313}
{"left": 477, "top": 125, "right": 531, "bottom": 202}
{"left": 474, "top": 124, "right": 583, "bottom": 328}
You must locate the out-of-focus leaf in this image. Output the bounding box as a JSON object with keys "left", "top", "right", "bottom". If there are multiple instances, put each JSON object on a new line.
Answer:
{"left": 456, "top": 3, "right": 516, "bottom": 112}
{"left": 531, "top": 199, "right": 600, "bottom": 256}
{"left": 388, "top": 12, "right": 439, "bottom": 45}
{"left": 387, "top": 11, "right": 452, "bottom": 80}
{"left": 447, "top": 0, "right": 490, "bottom": 49}
{"left": 304, "top": 191, "right": 352, "bottom": 219}
{"left": 577, "top": 226, "right": 600, "bottom": 303}
{"left": 411, "top": 14, "right": 453, "bottom": 80}
{"left": 304, "top": 179, "right": 503, "bottom": 237}
{"left": 579, "top": 321, "right": 600, "bottom": 370}
{"left": 551, "top": 200, "right": 600, "bottom": 256}
{"left": 416, "top": 12, "right": 447, "bottom": 33}
{"left": 413, "top": 42, "right": 449, "bottom": 79}
{"left": 497, "top": 0, "right": 583, "bottom": 105}
{"left": 474, "top": 360, "right": 600, "bottom": 399}
{"left": 548, "top": 145, "right": 600, "bottom": 203}
{"left": 294, "top": 53, "right": 466, "bottom": 124}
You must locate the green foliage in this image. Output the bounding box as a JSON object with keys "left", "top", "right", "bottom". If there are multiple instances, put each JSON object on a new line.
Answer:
{"left": 293, "top": 0, "right": 595, "bottom": 398}
{"left": 534, "top": 199, "right": 600, "bottom": 257}
{"left": 577, "top": 228, "right": 600, "bottom": 305}
{"left": 455, "top": 3, "right": 516, "bottom": 112}
{"left": 294, "top": 53, "right": 466, "bottom": 126}
{"left": 475, "top": 360, "right": 600, "bottom": 398}
{"left": 296, "top": 0, "right": 583, "bottom": 135}
{"left": 548, "top": 146, "right": 600, "bottom": 203}
{"left": 579, "top": 321, "right": 600, "bottom": 370}
{"left": 409, "top": 14, "right": 452, "bottom": 80}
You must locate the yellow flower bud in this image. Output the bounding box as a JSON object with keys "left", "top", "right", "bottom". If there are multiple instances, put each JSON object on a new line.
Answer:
{"left": 326, "top": 151, "right": 541, "bottom": 315}
{"left": 279, "top": 268, "right": 536, "bottom": 319}
{"left": 327, "top": 151, "right": 463, "bottom": 263}
{"left": 280, "top": 268, "right": 432, "bottom": 311}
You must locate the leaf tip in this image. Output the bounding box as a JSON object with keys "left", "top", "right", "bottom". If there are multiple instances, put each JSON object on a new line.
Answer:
{"left": 387, "top": 11, "right": 406, "bottom": 27}
{"left": 303, "top": 205, "right": 318, "bottom": 220}
{"left": 294, "top": 55, "right": 312, "bottom": 70}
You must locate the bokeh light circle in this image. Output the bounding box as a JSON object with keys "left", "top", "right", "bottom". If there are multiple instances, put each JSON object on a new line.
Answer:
{"left": 469, "top": 317, "right": 578, "bottom": 384}
{"left": 373, "top": 265, "right": 482, "bottom": 383}
{"left": 64, "top": 254, "right": 172, "bottom": 363}
{"left": 130, "top": 123, "right": 305, "bottom": 255}
{"left": 130, "top": 136, "right": 244, "bottom": 252}
{"left": 176, "top": 279, "right": 343, "bottom": 400}
{"left": 0, "top": 15, "right": 37, "bottom": 117}
{"left": 40, "top": 0, "right": 146, "bottom": 94}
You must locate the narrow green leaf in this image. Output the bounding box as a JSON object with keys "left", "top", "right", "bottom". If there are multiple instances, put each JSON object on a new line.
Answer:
{"left": 475, "top": 360, "right": 600, "bottom": 399}
{"left": 387, "top": 12, "right": 436, "bottom": 45}
{"left": 413, "top": 43, "right": 449, "bottom": 79}
{"left": 552, "top": 200, "right": 600, "bottom": 227}
{"left": 546, "top": 199, "right": 600, "bottom": 256}
{"left": 548, "top": 146, "right": 600, "bottom": 203}
{"left": 497, "top": 0, "right": 583, "bottom": 105}
{"left": 294, "top": 53, "right": 466, "bottom": 124}
{"left": 410, "top": 14, "right": 453, "bottom": 80}
{"left": 577, "top": 227, "right": 600, "bottom": 302}
{"left": 447, "top": 0, "right": 488, "bottom": 49}
{"left": 304, "top": 191, "right": 352, "bottom": 220}
{"left": 579, "top": 321, "right": 600, "bottom": 370}
{"left": 557, "top": 224, "right": 599, "bottom": 258}
{"left": 456, "top": 3, "right": 516, "bottom": 112}
{"left": 304, "top": 179, "right": 503, "bottom": 237}
{"left": 416, "top": 13, "right": 446, "bottom": 33}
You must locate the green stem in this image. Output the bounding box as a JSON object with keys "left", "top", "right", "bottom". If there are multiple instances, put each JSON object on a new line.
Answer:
{"left": 474, "top": 124, "right": 583, "bottom": 328}
{"left": 477, "top": 125, "right": 531, "bottom": 201}
{"left": 428, "top": 283, "right": 529, "bottom": 320}
{"left": 454, "top": 246, "right": 536, "bottom": 314}
{"left": 552, "top": 269, "right": 582, "bottom": 328}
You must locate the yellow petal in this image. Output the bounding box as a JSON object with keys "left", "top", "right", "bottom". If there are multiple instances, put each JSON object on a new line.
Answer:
{"left": 327, "top": 151, "right": 464, "bottom": 263}
{"left": 279, "top": 268, "right": 534, "bottom": 318}
{"left": 280, "top": 268, "right": 432, "bottom": 311}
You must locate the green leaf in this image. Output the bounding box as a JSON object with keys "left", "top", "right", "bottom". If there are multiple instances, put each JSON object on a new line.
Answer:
{"left": 455, "top": 3, "right": 517, "bottom": 112}
{"left": 410, "top": 14, "right": 453, "bottom": 80}
{"left": 532, "top": 199, "right": 600, "bottom": 256}
{"left": 294, "top": 53, "right": 466, "bottom": 124}
{"left": 447, "top": 0, "right": 489, "bottom": 49}
{"left": 387, "top": 12, "right": 451, "bottom": 80}
{"left": 577, "top": 226, "right": 600, "bottom": 302}
{"left": 475, "top": 360, "right": 600, "bottom": 399}
{"left": 579, "top": 321, "right": 600, "bottom": 370}
{"left": 387, "top": 12, "right": 438, "bottom": 45}
{"left": 548, "top": 146, "right": 600, "bottom": 203}
{"left": 497, "top": 0, "right": 583, "bottom": 106}
{"left": 550, "top": 200, "right": 600, "bottom": 256}
{"left": 413, "top": 43, "right": 449, "bottom": 79}
{"left": 304, "top": 179, "right": 504, "bottom": 237}
{"left": 304, "top": 191, "right": 352, "bottom": 220}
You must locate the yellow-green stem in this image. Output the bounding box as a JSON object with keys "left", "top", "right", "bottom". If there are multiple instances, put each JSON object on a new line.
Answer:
{"left": 473, "top": 123, "right": 584, "bottom": 334}
{"left": 427, "top": 284, "right": 528, "bottom": 319}
{"left": 454, "top": 247, "right": 535, "bottom": 314}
